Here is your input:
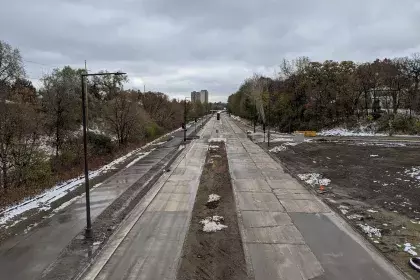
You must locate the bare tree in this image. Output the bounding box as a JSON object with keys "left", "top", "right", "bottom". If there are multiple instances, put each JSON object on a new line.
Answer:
{"left": 40, "top": 66, "right": 83, "bottom": 158}
{"left": 105, "top": 91, "right": 146, "bottom": 145}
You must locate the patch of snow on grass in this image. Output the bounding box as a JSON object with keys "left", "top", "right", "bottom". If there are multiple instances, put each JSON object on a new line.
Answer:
{"left": 200, "top": 216, "right": 228, "bottom": 232}
{"left": 319, "top": 126, "right": 386, "bottom": 137}
{"left": 0, "top": 125, "right": 185, "bottom": 226}
{"left": 125, "top": 150, "right": 154, "bottom": 168}
{"left": 358, "top": 224, "right": 382, "bottom": 238}
{"left": 270, "top": 137, "right": 294, "bottom": 143}
{"left": 208, "top": 194, "right": 221, "bottom": 203}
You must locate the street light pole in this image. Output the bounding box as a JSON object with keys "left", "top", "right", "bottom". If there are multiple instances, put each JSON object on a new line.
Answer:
{"left": 268, "top": 89, "right": 271, "bottom": 148}
{"left": 81, "top": 71, "right": 126, "bottom": 239}
{"left": 184, "top": 98, "right": 187, "bottom": 142}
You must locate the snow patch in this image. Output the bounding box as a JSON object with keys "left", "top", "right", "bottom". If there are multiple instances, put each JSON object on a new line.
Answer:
{"left": 0, "top": 125, "right": 184, "bottom": 226}
{"left": 200, "top": 216, "right": 228, "bottom": 232}
{"left": 347, "top": 214, "right": 363, "bottom": 220}
{"left": 297, "top": 173, "right": 331, "bottom": 187}
{"left": 269, "top": 145, "right": 287, "bottom": 153}
{"left": 367, "top": 209, "right": 378, "bottom": 213}
{"left": 125, "top": 150, "right": 154, "bottom": 168}
{"left": 358, "top": 224, "right": 382, "bottom": 238}
{"left": 319, "top": 126, "right": 386, "bottom": 137}
{"left": 338, "top": 205, "right": 349, "bottom": 215}
{"left": 370, "top": 155, "right": 379, "bottom": 157}
{"left": 208, "top": 194, "right": 221, "bottom": 203}
{"left": 404, "top": 167, "right": 420, "bottom": 181}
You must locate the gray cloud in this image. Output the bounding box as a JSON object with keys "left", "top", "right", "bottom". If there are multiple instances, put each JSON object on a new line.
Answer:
{"left": 1, "top": 0, "right": 420, "bottom": 101}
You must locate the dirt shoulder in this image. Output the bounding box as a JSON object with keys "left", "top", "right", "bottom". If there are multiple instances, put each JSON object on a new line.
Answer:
{"left": 176, "top": 142, "right": 249, "bottom": 280}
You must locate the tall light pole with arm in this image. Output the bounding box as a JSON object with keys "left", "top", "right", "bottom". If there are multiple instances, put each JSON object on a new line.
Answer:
{"left": 81, "top": 71, "right": 126, "bottom": 239}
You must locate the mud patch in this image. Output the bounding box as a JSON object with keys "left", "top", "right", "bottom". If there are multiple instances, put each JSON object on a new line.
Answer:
{"left": 176, "top": 142, "right": 249, "bottom": 280}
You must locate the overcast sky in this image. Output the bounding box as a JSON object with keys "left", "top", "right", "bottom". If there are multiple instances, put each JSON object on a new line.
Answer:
{"left": 1, "top": 0, "right": 420, "bottom": 102}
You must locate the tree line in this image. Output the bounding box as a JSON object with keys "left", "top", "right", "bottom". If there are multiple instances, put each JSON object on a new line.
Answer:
{"left": 0, "top": 40, "right": 209, "bottom": 207}
{"left": 227, "top": 55, "right": 420, "bottom": 134}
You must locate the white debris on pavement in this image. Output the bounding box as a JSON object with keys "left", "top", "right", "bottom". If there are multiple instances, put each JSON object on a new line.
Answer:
{"left": 297, "top": 173, "right": 331, "bottom": 187}
{"left": 269, "top": 145, "right": 287, "bottom": 153}
{"left": 404, "top": 243, "right": 418, "bottom": 256}
{"left": 200, "top": 216, "right": 228, "bottom": 232}
{"left": 358, "top": 224, "right": 382, "bottom": 238}
{"left": 208, "top": 194, "right": 221, "bottom": 203}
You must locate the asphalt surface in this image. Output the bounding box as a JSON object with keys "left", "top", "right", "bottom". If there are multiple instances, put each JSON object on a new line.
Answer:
{"left": 0, "top": 118, "right": 207, "bottom": 280}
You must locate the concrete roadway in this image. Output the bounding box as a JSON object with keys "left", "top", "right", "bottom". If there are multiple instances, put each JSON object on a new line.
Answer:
{"left": 221, "top": 115, "right": 406, "bottom": 280}
{"left": 79, "top": 114, "right": 406, "bottom": 280}
{"left": 0, "top": 119, "right": 206, "bottom": 280}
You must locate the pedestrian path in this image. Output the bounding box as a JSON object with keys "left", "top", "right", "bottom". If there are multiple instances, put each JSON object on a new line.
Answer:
{"left": 221, "top": 115, "right": 406, "bottom": 280}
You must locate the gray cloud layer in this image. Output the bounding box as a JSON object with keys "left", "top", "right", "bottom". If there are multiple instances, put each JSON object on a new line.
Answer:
{"left": 1, "top": 0, "right": 420, "bottom": 101}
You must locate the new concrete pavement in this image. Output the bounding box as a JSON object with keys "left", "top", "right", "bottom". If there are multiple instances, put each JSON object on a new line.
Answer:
{"left": 80, "top": 117, "right": 214, "bottom": 280}
{"left": 222, "top": 115, "right": 406, "bottom": 280}
{"left": 78, "top": 114, "right": 407, "bottom": 280}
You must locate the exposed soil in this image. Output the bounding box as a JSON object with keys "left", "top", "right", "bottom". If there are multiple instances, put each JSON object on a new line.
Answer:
{"left": 267, "top": 140, "right": 420, "bottom": 279}
{"left": 176, "top": 142, "right": 249, "bottom": 280}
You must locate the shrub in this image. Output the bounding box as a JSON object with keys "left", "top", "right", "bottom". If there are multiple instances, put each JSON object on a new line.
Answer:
{"left": 145, "top": 122, "right": 164, "bottom": 139}
{"left": 87, "top": 132, "right": 115, "bottom": 156}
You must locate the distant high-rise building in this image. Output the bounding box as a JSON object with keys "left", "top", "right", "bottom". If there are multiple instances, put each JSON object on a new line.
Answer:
{"left": 200, "top": 90, "right": 209, "bottom": 103}
{"left": 191, "top": 91, "right": 200, "bottom": 103}
{"left": 191, "top": 89, "right": 209, "bottom": 103}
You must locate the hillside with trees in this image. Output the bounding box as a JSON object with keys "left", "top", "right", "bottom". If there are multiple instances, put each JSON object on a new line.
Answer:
{"left": 228, "top": 56, "right": 420, "bottom": 135}
{"left": 0, "top": 40, "right": 210, "bottom": 209}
